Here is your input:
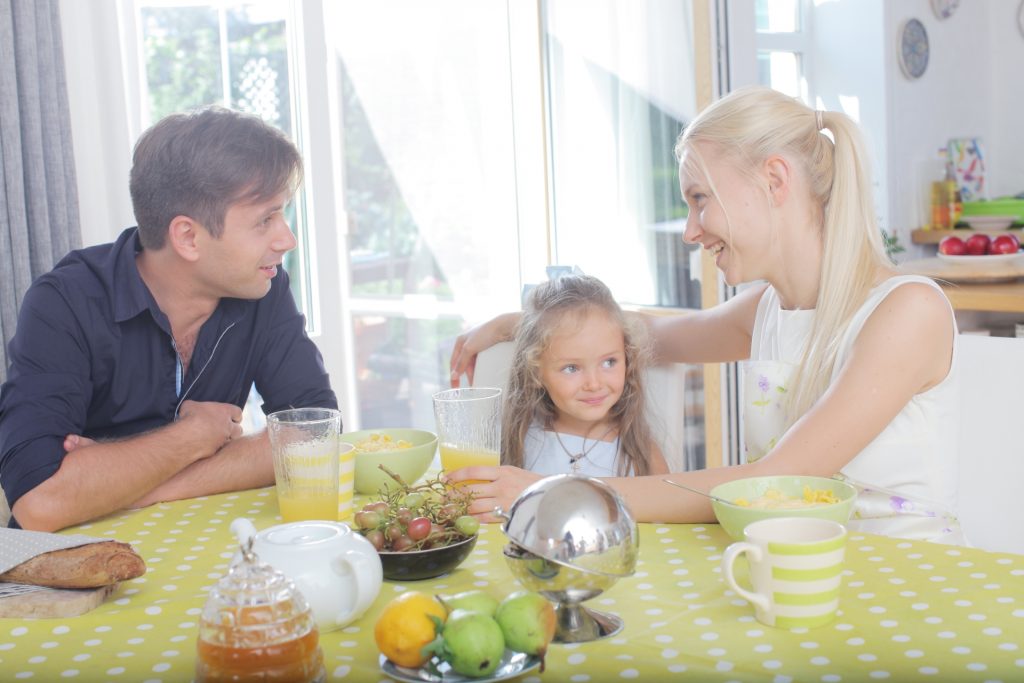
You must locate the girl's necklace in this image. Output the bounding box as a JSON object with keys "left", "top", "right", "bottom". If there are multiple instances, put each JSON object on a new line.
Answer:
{"left": 553, "top": 423, "right": 617, "bottom": 473}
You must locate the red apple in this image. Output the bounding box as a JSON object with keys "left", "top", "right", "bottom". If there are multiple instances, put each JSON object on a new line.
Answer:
{"left": 938, "top": 236, "right": 966, "bottom": 256}
{"left": 990, "top": 234, "right": 1021, "bottom": 255}
{"left": 965, "top": 233, "right": 991, "bottom": 256}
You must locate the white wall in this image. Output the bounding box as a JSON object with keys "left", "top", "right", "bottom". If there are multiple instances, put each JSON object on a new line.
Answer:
{"left": 990, "top": 1, "right": 1024, "bottom": 197}
{"left": 883, "top": 0, "right": 1021, "bottom": 258}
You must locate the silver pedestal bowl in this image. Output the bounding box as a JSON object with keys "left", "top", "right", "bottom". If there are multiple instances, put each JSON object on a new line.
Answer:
{"left": 498, "top": 475, "right": 638, "bottom": 643}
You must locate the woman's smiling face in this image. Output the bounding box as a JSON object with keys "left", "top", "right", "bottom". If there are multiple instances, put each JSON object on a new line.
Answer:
{"left": 679, "top": 142, "right": 775, "bottom": 286}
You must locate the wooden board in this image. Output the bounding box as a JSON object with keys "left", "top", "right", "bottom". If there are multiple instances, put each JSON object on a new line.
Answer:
{"left": 0, "top": 584, "right": 116, "bottom": 618}
{"left": 899, "top": 257, "right": 1024, "bottom": 284}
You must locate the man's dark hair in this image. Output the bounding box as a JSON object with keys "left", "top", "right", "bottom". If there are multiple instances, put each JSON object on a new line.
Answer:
{"left": 129, "top": 106, "right": 303, "bottom": 249}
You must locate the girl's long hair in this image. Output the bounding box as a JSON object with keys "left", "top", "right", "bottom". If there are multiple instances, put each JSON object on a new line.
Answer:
{"left": 501, "top": 274, "right": 659, "bottom": 476}
{"left": 674, "top": 86, "right": 890, "bottom": 424}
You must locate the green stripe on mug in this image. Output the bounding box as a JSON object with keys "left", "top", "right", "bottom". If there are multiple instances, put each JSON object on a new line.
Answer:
{"left": 767, "top": 534, "right": 846, "bottom": 555}
{"left": 773, "top": 587, "right": 840, "bottom": 606}
{"left": 772, "top": 563, "right": 843, "bottom": 582}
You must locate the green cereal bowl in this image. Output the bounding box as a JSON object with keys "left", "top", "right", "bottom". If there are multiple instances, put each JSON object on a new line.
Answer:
{"left": 710, "top": 475, "right": 857, "bottom": 541}
{"left": 341, "top": 428, "right": 437, "bottom": 495}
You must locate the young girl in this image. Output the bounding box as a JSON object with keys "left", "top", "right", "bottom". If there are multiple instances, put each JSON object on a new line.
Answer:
{"left": 502, "top": 274, "right": 669, "bottom": 478}
{"left": 449, "top": 87, "right": 962, "bottom": 545}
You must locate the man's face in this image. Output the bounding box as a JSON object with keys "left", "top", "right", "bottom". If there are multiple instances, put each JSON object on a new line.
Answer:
{"left": 196, "top": 191, "right": 297, "bottom": 300}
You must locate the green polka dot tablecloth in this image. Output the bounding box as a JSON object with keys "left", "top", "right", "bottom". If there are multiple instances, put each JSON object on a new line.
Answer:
{"left": 1, "top": 488, "right": 1022, "bottom": 682}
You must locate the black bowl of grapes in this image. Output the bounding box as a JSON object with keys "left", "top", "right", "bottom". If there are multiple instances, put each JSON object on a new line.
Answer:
{"left": 353, "top": 468, "right": 481, "bottom": 581}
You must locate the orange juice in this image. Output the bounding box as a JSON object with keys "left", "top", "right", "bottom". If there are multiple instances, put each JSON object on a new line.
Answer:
{"left": 277, "top": 489, "right": 338, "bottom": 522}
{"left": 440, "top": 446, "right": 499, "bottom": 485}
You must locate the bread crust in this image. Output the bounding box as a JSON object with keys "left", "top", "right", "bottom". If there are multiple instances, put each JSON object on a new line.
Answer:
{"left": 0, "top": 541, "right": 146, "bottom": 588}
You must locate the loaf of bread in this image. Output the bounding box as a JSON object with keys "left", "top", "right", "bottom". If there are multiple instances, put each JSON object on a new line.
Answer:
{"left": 0, "top": 541, "right": 146, "bottom": 589}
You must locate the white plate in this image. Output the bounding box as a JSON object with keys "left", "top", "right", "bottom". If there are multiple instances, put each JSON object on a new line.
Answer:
{"left": 379, "top": 651, "right": 542, "bottom": 683}
{"left": 937, "top": 253, "right": 1023, "bottom": 264}
{"left": 962, "top": 215, "right": 1020, "bottom": 230}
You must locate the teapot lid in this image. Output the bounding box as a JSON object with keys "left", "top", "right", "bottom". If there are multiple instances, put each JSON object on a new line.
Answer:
{"left": 261, "top": 521, "right": 350, "bottom": 548}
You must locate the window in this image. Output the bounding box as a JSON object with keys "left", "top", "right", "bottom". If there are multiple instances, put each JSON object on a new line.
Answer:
{"left": 132, "top": 1, "right": 316, "bottom": 328}
{"left": 753, "top": 0, "right": 809, "bottom": 101}
{"left": 109, "top": 0, "right": 707, "bottom": 469}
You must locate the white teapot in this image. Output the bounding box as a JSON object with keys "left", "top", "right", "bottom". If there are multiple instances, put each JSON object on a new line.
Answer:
{"left": 230, "top": 518, "right": 382, "bottom": 633}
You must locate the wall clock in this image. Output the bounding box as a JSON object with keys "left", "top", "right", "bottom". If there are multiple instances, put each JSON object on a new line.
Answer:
{"left": 930, "top": 0, "right": 960, "bottom": 20}
{"left": 898, "top": 18, "right": 929, "bottom": 80}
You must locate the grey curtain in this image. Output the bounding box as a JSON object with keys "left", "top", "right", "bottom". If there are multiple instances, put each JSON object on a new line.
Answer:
{"left": 0, "top": 0, "right": 80, "bottom": 382}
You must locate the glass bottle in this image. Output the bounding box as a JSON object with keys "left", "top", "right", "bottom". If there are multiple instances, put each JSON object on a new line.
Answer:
{"left": 945, "top": 157, "right": 963, "bottom": 227}
{"left": 930, "top": 148, "right": 950, "bottom": 230}
{"left": 196, "top": 539, "right": 325, "bottom": 683}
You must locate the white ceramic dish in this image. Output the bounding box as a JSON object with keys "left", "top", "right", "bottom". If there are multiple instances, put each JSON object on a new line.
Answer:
{"left": 962, "top": 215, "right": 1019, "bottom": 230}
{"left": 937, "top": 253, "right": 1023, "bottom": 265}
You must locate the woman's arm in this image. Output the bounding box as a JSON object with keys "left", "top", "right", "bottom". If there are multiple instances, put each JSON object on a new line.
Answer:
{"left": 450, "top": 284, "right": 765, "bottom": 386}
{"left": 450, "top": 282, "right": 954, "bottom": 524}
{"left": 639, "top": 283, "right": 765, "bottom": 364}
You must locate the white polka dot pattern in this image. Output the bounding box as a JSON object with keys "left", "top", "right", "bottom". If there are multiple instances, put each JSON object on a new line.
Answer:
{"left": 1, "top": 489, "right": 1022, "bottom": 681}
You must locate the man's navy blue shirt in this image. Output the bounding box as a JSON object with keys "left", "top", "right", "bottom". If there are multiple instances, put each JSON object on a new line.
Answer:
{"left": 0, "top": 228, "right": 337, "bottom": 522}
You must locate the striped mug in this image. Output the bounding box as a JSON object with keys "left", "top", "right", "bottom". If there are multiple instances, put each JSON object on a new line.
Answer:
{"left": 721, "top": 517, "right": 847, "bottom": 629}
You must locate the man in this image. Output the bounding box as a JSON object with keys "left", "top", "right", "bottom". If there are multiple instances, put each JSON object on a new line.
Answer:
{"left": 0, "top": 107, "right": 337, "bottom": 531}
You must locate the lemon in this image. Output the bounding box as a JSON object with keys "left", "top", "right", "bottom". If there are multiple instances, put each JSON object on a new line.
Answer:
{"left": 374, "top": 591, "right": 447, "bottom": 668}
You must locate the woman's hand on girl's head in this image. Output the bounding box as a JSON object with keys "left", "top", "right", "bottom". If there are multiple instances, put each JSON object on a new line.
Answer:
{"left": 449, "top": 312, "right": 522, "bottom": 387}
{"left": 444, "top": 465, "right": 542, "bottom": 522}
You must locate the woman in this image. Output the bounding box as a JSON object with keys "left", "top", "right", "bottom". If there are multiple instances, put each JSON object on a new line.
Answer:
{"left": 448, "top": 87, "right": 962, "bottom": 544}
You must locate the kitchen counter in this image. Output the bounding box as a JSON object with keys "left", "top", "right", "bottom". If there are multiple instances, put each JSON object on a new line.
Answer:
{"left": 907, "top": 230, "right": 1024, "bottom": 313}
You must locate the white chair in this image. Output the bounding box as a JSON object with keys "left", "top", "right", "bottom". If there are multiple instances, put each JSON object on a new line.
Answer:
{"left": 471, "top": 341, "right": 689, "bottom": 472}
{"left": 956, "top": 334, "right": 1024, "bottom": 554}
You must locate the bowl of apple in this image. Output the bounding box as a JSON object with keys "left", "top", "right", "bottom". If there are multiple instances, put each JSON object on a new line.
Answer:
{"left": 938, "top": 233, "right": 1022, "bottom": 263}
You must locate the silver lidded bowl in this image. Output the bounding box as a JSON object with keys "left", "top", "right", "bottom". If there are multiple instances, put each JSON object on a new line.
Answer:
{"left": 499, "top": 475, "right": 638, "bottom": 642}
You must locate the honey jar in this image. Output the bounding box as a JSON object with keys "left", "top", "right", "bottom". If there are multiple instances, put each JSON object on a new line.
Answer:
{"left": 196, "top": 539, "right": 325, "bottom": 683}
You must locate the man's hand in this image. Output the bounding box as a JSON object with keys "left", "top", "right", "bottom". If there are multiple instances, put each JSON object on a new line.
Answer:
{"left": 64, "top": 434, "right": 97, "bottom": 452}
{"left": 177, "top": 399, "right": 243, "bottom": 450}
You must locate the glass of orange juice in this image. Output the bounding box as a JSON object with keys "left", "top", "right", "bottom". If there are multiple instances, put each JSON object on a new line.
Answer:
{"left": 268, "top": 407, "right": 341, "bottom": 522}
{"left": 432, "top": 387, "right": 502, "bottom": 480}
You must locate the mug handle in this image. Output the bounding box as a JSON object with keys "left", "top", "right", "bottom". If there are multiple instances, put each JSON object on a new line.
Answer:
{"left": 721, "top": 541, "right": 771, "bottom": 613}
{"left": 329, "top": 549, "right": 379, "bottom": 624}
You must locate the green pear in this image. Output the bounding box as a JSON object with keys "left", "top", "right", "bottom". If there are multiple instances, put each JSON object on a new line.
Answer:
{"left": 440, "top": 590, "right": 500, "bottom": 617}
{"left": 494, "top": 591, "right": 556, "bottom": 659}
{"left": 440, "top": 609, "right": 506, "bottom": 678}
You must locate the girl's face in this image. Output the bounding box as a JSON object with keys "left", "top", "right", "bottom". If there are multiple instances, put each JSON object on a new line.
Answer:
{"left": 678, "top": 143, "right": 774, "bottom": 286}
{"left": 539, "top": 309, "right": 626, "bottom": 433}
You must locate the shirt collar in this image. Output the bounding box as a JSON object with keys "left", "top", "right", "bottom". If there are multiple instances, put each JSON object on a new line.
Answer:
{"left": 111, "top": 228, "right": 159, "bottom": 325}
{"left": 109, "top": 226, "right": 249, "bottom": 330}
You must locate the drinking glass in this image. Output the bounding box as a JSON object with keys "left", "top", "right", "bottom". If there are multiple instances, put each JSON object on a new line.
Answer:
{"left": 268, "top": 408, "right": 341, "bottom": 522}
{"left": 432, "top": 387, "right": 502, "bottom": 478}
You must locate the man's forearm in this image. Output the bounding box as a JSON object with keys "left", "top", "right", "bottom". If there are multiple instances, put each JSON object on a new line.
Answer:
{"left": 132, "top": 431, "right": 274, "bottom": 507}
{"left": 12, "top": 419, "right": 220, "bottom": 531}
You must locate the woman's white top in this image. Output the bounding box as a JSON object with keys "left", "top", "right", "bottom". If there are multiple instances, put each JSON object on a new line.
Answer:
{"left": 522, "top": 423, "right": 625, "bottom": 477}
{"left": 745, "top": 275, "right": 964, "bottom": 544}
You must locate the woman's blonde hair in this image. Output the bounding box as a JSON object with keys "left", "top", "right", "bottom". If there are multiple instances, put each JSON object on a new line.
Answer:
{"left": 674, "top": 86, "right": 890, "bottom": 423}
{"left": 501, "top": 274, "right": 659, "bottom": 476}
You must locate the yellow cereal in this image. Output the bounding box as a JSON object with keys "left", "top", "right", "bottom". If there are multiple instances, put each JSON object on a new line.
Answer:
{"left": 354, "top": 433, "right": 413, "bottom": 453}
